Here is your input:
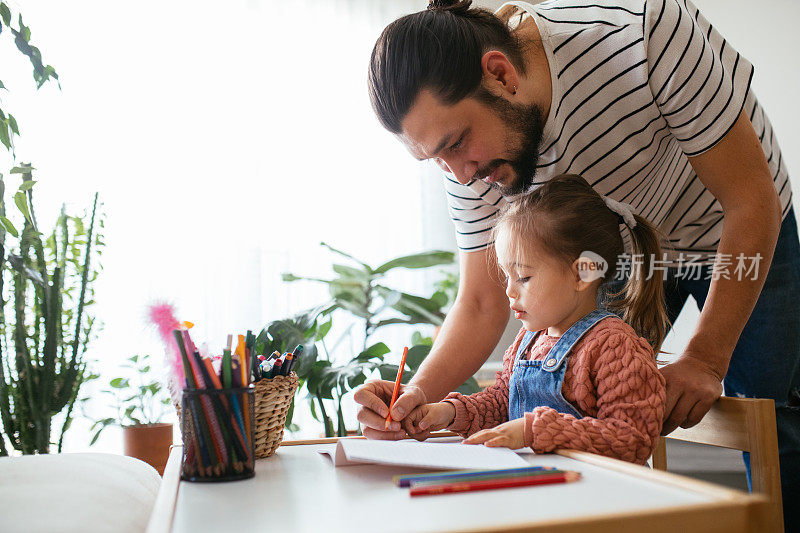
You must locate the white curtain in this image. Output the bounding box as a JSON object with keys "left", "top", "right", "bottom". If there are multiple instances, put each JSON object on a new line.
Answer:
{"left": 0, "top": 0, "right": 456, "bottom": 448}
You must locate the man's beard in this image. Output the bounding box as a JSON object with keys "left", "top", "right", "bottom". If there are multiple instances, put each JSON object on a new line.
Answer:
{"left": 472, "top": 87, "right": 546, "bottom": 196}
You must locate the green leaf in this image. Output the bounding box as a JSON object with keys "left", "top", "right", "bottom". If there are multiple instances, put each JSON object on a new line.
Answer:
{"left": 347, "top": 373, "right": 367, "bottom": 390}
{"left": 411, "top": 331, "right": 433, "bottom": 347}
{"left": 1, "top": 216, "right": 18, "bottom": 237}
{"left": 13, "top": 191, "right": 32, "bottom": 225}
{"left": 429, "top": 290, "right": 449, "bottom": 308}
{"left": 373, "top": 250, "right": 454, "bottom": 274}
{"left": 7, "top": 114, "right": 18, "bottom": 135}
{"left": 293, "top": 343, "right": 318, "bottom": 377}
{"left": 405, "top": 345, "right": 431, "bottom": 371}
{"left": 353, "top": 342, "right": 390, "bottom": 363}
{"left": 371, "top": 289, "right": 401, "bottom": 316}
{"left": 109, "top": 377, "right": 128, "bottom": 389}
{"left": 332, "top": 263, "right": 371, "bottom": 282}
{"left": 306, "top": 360, "right": 332, "bottom": 396}
{"left": 315, "top": 318, "right": 332, "bottom": 341}
{"left": 455, "top": 376, "right": 481, "bottom": 395}
{"left": 0, "top": 123, "right": 10, "bottom": 150}
{"left": 378, "top": 364, "right": 415, "bottom": 384}
{"left": 320, "top": 242, "right": 373, "bottom": 272}
{"left": 0, "top": 3, "right": 10, "bottom": 27}
{"left": 17, "top": 15, "right": 30, "bottom": 42}
{"left": 385, "top": 290, "right": 446, "bottom": 325}
{"left": 9, "top": 166, "right": 32, "bottom": 174}
{"left": 308, "top": 397, "right": 319, "bottom": 421}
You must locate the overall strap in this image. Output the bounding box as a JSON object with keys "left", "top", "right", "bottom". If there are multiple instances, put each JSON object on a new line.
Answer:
{"left": 541, "top": 309, "right": 616, "bottom": 373}
{"left": 515, "top": 330, "right": 541, "bottom": 362}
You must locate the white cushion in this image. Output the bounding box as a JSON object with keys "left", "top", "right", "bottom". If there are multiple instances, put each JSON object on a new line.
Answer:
{"left": 0, "top": 453, "right": 161, "bottom": 533}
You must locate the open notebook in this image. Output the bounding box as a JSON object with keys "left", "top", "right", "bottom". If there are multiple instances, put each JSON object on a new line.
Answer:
{"left": 319, "top": 438, "right": 529, "bottom": 470}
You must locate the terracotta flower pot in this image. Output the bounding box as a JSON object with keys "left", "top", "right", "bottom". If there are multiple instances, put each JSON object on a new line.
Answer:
{"left": 123, "top": 422, "right": 173, "bottom": 475}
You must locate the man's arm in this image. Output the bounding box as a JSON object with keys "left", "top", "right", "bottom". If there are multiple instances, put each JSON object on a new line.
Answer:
{"left": 407, "top": 247, "right": 511, "bottom": 403}
{"left": 353, "top": 246, "right": 509, "bottom": 439}
{"left": 662, "top": 109, "right": 782, "bottom": 434}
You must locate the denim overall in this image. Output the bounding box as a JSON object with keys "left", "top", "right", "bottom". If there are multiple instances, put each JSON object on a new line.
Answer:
{"left": 508, "top": 309, "right": 616, "bottom": 420}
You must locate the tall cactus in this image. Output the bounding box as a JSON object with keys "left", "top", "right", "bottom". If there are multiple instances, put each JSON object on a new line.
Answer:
{"left": 0, "top": 164, "right": 103, "bottom": 454}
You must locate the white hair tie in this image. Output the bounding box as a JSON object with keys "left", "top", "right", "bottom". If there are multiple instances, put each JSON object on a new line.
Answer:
{"left": 603, "top": 196, "right": 638, "bottom": 228}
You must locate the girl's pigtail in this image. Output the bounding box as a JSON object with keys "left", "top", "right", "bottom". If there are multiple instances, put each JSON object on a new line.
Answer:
{"left": 606, "top": 214, "right": 671, "bottom": 353}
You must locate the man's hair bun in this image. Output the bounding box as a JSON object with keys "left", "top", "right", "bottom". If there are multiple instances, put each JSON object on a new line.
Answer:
{"left": 427, "top": 0, "right": 473, "bottom": 14}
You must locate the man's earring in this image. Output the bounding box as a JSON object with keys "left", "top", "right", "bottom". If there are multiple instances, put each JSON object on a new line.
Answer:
{"left": 512, "top": 85, "right": 517, "bottom": 95}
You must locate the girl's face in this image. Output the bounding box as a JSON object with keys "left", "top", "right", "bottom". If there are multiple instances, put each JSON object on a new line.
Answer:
{"left": 494, "top": 229, "right": 594, "bottom": 336}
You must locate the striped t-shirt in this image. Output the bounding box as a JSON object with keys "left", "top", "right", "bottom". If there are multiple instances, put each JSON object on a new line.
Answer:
{"left": 445, "top": 0, "right": 792, "bottom": 264}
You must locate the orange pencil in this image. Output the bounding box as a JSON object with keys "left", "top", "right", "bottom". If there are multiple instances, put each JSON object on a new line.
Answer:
{"left": 236, "top": 335, "right": 252, "bottom": 444}
{"left": 385, "top": 346, "right": 409, "bottom": 430}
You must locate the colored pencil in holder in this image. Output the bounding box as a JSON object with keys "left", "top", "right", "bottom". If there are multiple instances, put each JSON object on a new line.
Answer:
{"left": 181, "top": 388, "right": 255, "bottom": 482}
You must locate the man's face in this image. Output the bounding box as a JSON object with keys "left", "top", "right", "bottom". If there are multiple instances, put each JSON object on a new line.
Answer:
{"left": 399, "top": 87, "right": 545, "bottom": 196}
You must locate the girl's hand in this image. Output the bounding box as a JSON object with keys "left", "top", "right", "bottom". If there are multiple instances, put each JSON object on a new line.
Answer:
{"left": 403, "top": 402, "right": 456, "bottom": 440}
{"left": 463, "top": 418, "right": 526, "bottom": 449}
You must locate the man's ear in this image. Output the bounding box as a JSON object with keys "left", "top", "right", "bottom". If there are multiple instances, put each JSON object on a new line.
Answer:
{"left": 481, "top": 51, "right": 519, "bottom": 96}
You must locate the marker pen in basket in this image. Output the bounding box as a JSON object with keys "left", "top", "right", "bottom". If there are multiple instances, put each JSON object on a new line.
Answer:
{"left": 279, "top": 354, "right": 293, "bottom": 376}
{"left": 287, "top": 345, "right": 303, "bottom": 374}
{"left": 269, "top": 357, "right": 284, "bottom": 379}
{"left": 260, "top": 359, "right": 274, "bottom": 379}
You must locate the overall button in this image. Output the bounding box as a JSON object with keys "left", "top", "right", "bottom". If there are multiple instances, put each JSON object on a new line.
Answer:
{"left": 545, "top": 358, "right": 557, "bottom": 367}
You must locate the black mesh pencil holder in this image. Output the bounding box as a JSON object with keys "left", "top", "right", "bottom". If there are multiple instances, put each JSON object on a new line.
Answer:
{"left": 180, "top": 387, "right": 255, "bottom": 482}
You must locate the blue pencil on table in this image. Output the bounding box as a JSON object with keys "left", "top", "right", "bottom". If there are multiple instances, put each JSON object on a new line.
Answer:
{"left": 394, "top": 465, "right": 555, "bottom": 488}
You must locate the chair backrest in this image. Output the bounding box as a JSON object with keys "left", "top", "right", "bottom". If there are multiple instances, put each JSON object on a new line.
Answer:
{"left": 652, "top": 397, "right": 783, "bottom": 533}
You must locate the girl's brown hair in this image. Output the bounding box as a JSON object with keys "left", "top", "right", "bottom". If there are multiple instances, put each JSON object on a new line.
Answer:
{"left": 493, "top": 174, "right": 671, "bottom": 353}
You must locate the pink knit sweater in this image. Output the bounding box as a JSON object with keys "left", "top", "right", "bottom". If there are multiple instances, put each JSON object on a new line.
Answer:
{"left": 444, "top": 317, "right": 666, "bottom": 465}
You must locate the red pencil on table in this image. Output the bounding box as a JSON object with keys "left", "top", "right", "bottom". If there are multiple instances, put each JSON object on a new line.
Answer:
{"left": 409, "top": 471, "right": 581, "bottom": 497}
{"left": 385, "top": 346, "right": 409, "bottom": 431}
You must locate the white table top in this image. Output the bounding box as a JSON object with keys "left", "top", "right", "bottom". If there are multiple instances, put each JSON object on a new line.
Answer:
{"left": 166, "top": 437, "right": 759, "bottom": 533}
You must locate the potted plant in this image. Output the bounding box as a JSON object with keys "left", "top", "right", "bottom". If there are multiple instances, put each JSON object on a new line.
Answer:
{"left": 90, "top": 354, "right": 173, "bottom": 475}
{"left": 0, "top": 166, "right": 103, "bottom": 455}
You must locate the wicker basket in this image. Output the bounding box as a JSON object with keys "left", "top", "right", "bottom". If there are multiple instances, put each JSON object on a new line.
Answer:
{"left": 175, "top": 374, "right": 298, "bottom": 461}
{"left": 253, "top": 372, "right": 299, "bottom": 459}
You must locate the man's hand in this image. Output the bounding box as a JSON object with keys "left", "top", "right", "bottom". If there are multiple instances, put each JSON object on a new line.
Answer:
{"left": 353, "top": 379, "right": 427, "bottom": 440}
{"left": 462, "top": 418, "right": 526, "bottom": 449}
{"left": 660, "top": 353, "right": 724, "bottom": 435}
{"left": 403, "top": 402, "right": 456, "bottom": 441}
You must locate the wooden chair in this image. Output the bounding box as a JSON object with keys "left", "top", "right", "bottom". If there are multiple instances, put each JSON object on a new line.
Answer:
{"left": 652, "top": 397, "right": 783, "bottom": 533}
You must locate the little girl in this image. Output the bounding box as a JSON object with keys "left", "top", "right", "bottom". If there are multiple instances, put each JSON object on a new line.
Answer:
{"left": 405, "top": 174, "right": 668, "bottom": 465}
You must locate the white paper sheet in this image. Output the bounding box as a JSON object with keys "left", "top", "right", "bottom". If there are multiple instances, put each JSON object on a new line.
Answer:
{"left": 319, "top": 439, "right": 529, "bottom": 470}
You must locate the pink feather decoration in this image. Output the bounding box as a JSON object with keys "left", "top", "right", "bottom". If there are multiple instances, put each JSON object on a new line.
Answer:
{"left": 147, "top": 302, "right": 185, "bottom": 404}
